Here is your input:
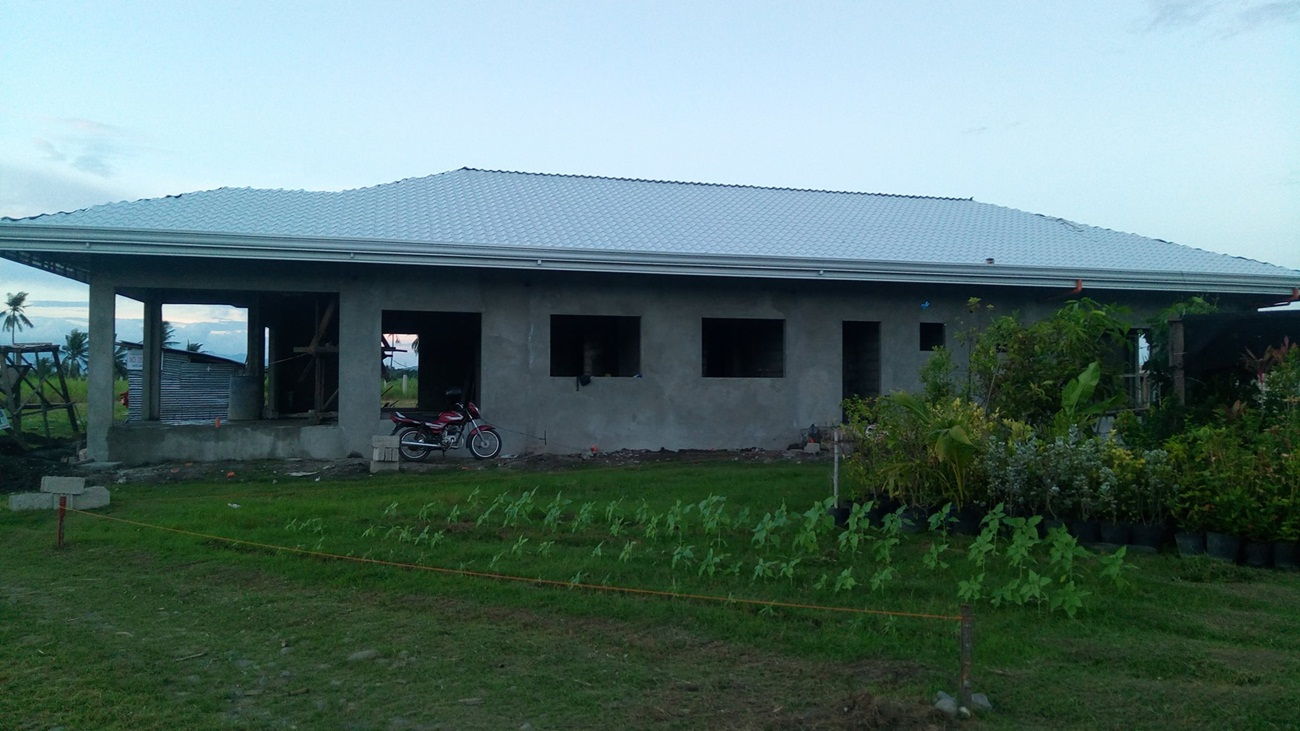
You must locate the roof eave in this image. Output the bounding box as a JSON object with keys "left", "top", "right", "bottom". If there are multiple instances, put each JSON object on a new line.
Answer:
{"left": 1, "top": 223, "right": 1296, "bottom": 296}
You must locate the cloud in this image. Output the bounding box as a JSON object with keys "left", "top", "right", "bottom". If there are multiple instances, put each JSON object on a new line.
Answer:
{"left": 26, "top": 116, "right": 135, "bottom": 180}
{"left": 72, "top": 154, "right": 114, "bottom": 177}
{"left": 1141, "top": 0, "right": 1300, "bottom": 35}
{"left": 59, "top": 118, "right": 122, "bottom": 135}
{"left": 1144, "top": 0, "right": 1218, "bottom": 31}
{"left": 960, "top": 121, "right": 1021, "bottom": 136}
{"left": 32, "top": 137, "right": 63, "bottom": 162}
{"left": 1234, "top": 1, "right": 1300, "bottom": 30}
{"left": 0, "top": 163, "right": 128, "bottom": 219}
{"left": 28, "top": 299, "right": 89, "bottom": 307}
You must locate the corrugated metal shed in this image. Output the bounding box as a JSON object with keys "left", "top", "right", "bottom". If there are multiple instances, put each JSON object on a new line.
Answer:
{"left": 123, "top": 343, "right": 245, "bottom": 423}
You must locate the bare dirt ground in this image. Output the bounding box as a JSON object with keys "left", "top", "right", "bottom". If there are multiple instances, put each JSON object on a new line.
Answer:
{"left": 0, "top": 435, "right": 827, "bottom": 492}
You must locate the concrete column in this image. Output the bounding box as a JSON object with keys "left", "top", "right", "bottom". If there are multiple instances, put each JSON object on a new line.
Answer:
{"left": 244, "top": 297, "right": 265, "bottom": 417}
{"left": 87, "top": 276, "right": 116, "bottom": 461}
{"left": 245, "top": 297, "right": 264, "bottom": 379}
{"left": 338, "top": 287, "right": 380, "bottom": 457}
{"left": 141, "top": 296, "right": 162, "bottom": 421}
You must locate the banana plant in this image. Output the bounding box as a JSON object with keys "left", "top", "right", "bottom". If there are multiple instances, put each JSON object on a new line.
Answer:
{"left": 885, "top": 392, "right": 978, "bottom": 507}
{"left": 1051, "top": 360, "right": 1125, "bottom": 436}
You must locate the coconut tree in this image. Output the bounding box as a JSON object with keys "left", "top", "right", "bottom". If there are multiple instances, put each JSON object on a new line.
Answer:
{"left": 2, "top": 291, "right": 34, "bottom": 344}
{"left": 185, "top": 341, "right": 203, "bottom": 353}
{"left": 113, "top": 343, "right": 128, "bottom": 378}
{"left": 161, "top": 320, "right": 178, "bottom": 348}
{"left": 62, "top": 328, "right": 89, "bottom": 378}
{"left": 32, "top": 354, "right": 55, "bottom": 382}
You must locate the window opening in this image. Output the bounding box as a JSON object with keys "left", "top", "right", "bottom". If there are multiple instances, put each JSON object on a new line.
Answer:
{"left": 702, "top": 318, "right": 784, "bottom": 378}
{"left": 550, "top": 315, "right": 641, "bottom": 377}
{"left": 920, "top": 322, "right": 946, "bottom": 351}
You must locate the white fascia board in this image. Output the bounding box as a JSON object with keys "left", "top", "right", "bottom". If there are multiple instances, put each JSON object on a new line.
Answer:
{"left": 1, "top": 223, "right": 1297, "bottom": 296}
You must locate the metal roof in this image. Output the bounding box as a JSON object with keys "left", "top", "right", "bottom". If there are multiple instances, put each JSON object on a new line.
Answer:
{"left": 1, "top": 167, "right": 1296, "bottom": 294}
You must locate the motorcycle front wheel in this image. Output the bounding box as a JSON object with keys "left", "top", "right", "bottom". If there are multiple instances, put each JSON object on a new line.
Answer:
{"left": 396, "top": 427, "right": 435, "bottom": 461}
{"left": 468, "top": 429, "right": 502, "bottom": 460}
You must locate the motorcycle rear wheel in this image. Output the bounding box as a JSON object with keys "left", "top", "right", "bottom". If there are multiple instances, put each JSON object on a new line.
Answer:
{"left": 396, "top": 427, "right": 435, "bottom": 461}
{"left": 469, "top": 430, "right": 502, "bottom": 460}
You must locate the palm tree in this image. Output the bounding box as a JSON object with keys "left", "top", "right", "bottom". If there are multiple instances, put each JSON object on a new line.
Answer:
{"left": 32, "top": 354, "right": 55, "bottom": 382}
{"left": 113, "top": 343, "right": 128, "bottom": 379}
{"left": 161, "top": 320, "right": 178, "bottom": 348}
{"left": 185, "top": 341, "right": 203, "bottom": 353}
{"left": 3, "top": 291, "right": 34, "bottom": 345}
{"left": 63, "top": 329, "right": 89, "bottom": 378}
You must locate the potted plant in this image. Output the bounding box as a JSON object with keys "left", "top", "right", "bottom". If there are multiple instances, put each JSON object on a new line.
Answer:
{"left": 1128, "top": 448, "right": 1173, "bottom": 552}
{"left": 1239, "top": 476, "right": 1276, "bottom": 569}
{"left": 1205, "top": 481, "right": 1250, "bottom": 562}
{"left": 1096, "top": 441, "right": 1131, "bottom": 547}
{"left": 1038, "top": 428, "right": 1104, "bottom": 545}
{"left": 980, "top": 425, "right": 1039, "bottom": 535}
{"left": 1167, "top": 439, "right": 1208, "bottom": 556}
{"left": 1274, "top": 507, "right": 1299, "bottom": 571}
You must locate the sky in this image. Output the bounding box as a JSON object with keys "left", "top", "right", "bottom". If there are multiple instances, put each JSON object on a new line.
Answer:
{"left": 1, "top": 0, "right": 1297, "bottom": 361}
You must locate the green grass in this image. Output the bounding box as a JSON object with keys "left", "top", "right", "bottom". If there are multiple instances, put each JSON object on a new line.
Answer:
{"left": 3, "top": 461, "right": 1299, "bottom": 729}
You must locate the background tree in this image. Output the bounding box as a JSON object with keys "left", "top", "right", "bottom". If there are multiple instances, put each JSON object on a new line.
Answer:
{"left": 966, "top": 298, "right": 1131, "bottom": 426}
{"left": 161, "top": 320, "right": 178, "bottom": 348}
{"left": 62, "top": 329, "right": 89, "bottom": 378}
{"left": 31, "top": 355, "right": 56, "bottom": 384}
{"left": 113, "top": 343, "right": 128, "bottom": 379}
{"left": 185, "top": 341, "right": 203, "bottom": 353}
{"left": 3, "top": 291, "right": 34, "bottom": 344}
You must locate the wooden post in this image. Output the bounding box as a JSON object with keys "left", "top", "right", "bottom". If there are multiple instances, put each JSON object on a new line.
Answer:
{"left": 1169, "top": 318, "right": 1185, "bottom": 405}
{"left": 831, "top": 428, "right": 840, "bottom": 505}
{"left": 56, "top": 495, "right": 67, "bottom": 549}
{"left": 958, "top": 604, "right": 974, "bottom": 711}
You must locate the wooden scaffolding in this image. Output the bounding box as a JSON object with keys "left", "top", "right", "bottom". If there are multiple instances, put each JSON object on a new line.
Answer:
{"left": 0, "top": 343, "right": 81, "bottom": 439}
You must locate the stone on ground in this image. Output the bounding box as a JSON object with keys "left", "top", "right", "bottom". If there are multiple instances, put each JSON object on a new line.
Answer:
{"left": 40, "top": 476, "right": 86, "bottom": 494}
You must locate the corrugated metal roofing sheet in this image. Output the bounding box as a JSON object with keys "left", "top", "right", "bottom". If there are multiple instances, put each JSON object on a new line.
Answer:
{"left": 126, "top": 348, "right": 243, "bottom": 423}
{"left": 3, "top": 167, "right": 1295, "bottom": 279}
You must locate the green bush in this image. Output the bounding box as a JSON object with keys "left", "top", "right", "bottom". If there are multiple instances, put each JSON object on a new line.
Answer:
{"left": 845, "top": 394, "right": 995, "bottom": 509}
{"left": 967, "top": 298, "right": 1130, "bottom": 427}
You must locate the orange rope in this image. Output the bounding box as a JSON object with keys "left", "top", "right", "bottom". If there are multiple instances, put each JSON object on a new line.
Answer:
{"left": 65, "top": 507, "right": 962, "bottom": 622}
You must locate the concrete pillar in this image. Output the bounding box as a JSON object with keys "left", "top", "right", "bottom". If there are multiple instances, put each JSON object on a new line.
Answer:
{"left": 141, "top": 296, "right": 162, "bottom": 421}
{"left": 338, "top": 287, "right": 380, "bottom": 457}
{"left": 87, "top": 276, "right": 116, "bottom": 461}
{"left": 245, "top": 297, "right": 264, "bottom": 380}
{"left": 244, "top": 297, "right": 265, "bottom": 417}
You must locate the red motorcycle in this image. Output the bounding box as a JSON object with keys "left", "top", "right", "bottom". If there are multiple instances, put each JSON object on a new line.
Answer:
{"left": 389, "top": 389, "right": 502, "bottom": 460}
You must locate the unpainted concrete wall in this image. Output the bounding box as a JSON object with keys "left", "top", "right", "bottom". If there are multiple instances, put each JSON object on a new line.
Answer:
{"left": 93, "top": 255, "right": 1182, "bottom": 460}
{"left": 107, "top": 422, "right": 343, "bottom": 465}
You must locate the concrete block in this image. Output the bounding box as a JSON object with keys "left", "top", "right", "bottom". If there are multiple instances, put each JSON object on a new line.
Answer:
{"left": 370, "top": 459, "right": 400, "bottom": 473}
{"left": 71, "top": 486, "right": 110, "bottom": 510}
{"left": 372, "top": 435, "right": 400, "bottom": 464}
{"left": 9, "top": 492, "right": 55, "bottom": 511}
{"left": 802, "top": 442, "right": 821, "bottom": 454}
{"left": 40, "top": 476, "right": 86, "bottom": 495}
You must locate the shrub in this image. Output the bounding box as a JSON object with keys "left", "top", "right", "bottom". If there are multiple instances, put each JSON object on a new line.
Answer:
{"left": 845, "top": 394, "right": 995, "bottom": 509}
{"left": 967, "top": 298, "right": 1130, "bottom": 426}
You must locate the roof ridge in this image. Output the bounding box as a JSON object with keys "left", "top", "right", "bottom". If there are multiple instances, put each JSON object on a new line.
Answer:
{"left": 459, "top": 167, "right": 973, "bottom": 202}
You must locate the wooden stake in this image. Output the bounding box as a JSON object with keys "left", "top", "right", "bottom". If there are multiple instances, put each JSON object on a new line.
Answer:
{"left": 56, "top": 495, "right": 67, "bottom": 549}
{"left": 832, "top": 427, "right": 840, "bottom": 505}
{"left": 958, "top": 603, "right": 974, "bottom": 711}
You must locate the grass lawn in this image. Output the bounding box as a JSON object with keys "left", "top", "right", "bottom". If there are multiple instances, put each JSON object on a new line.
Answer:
{"left": 3, "top": 461, "right": 1298, "bottom": 729}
